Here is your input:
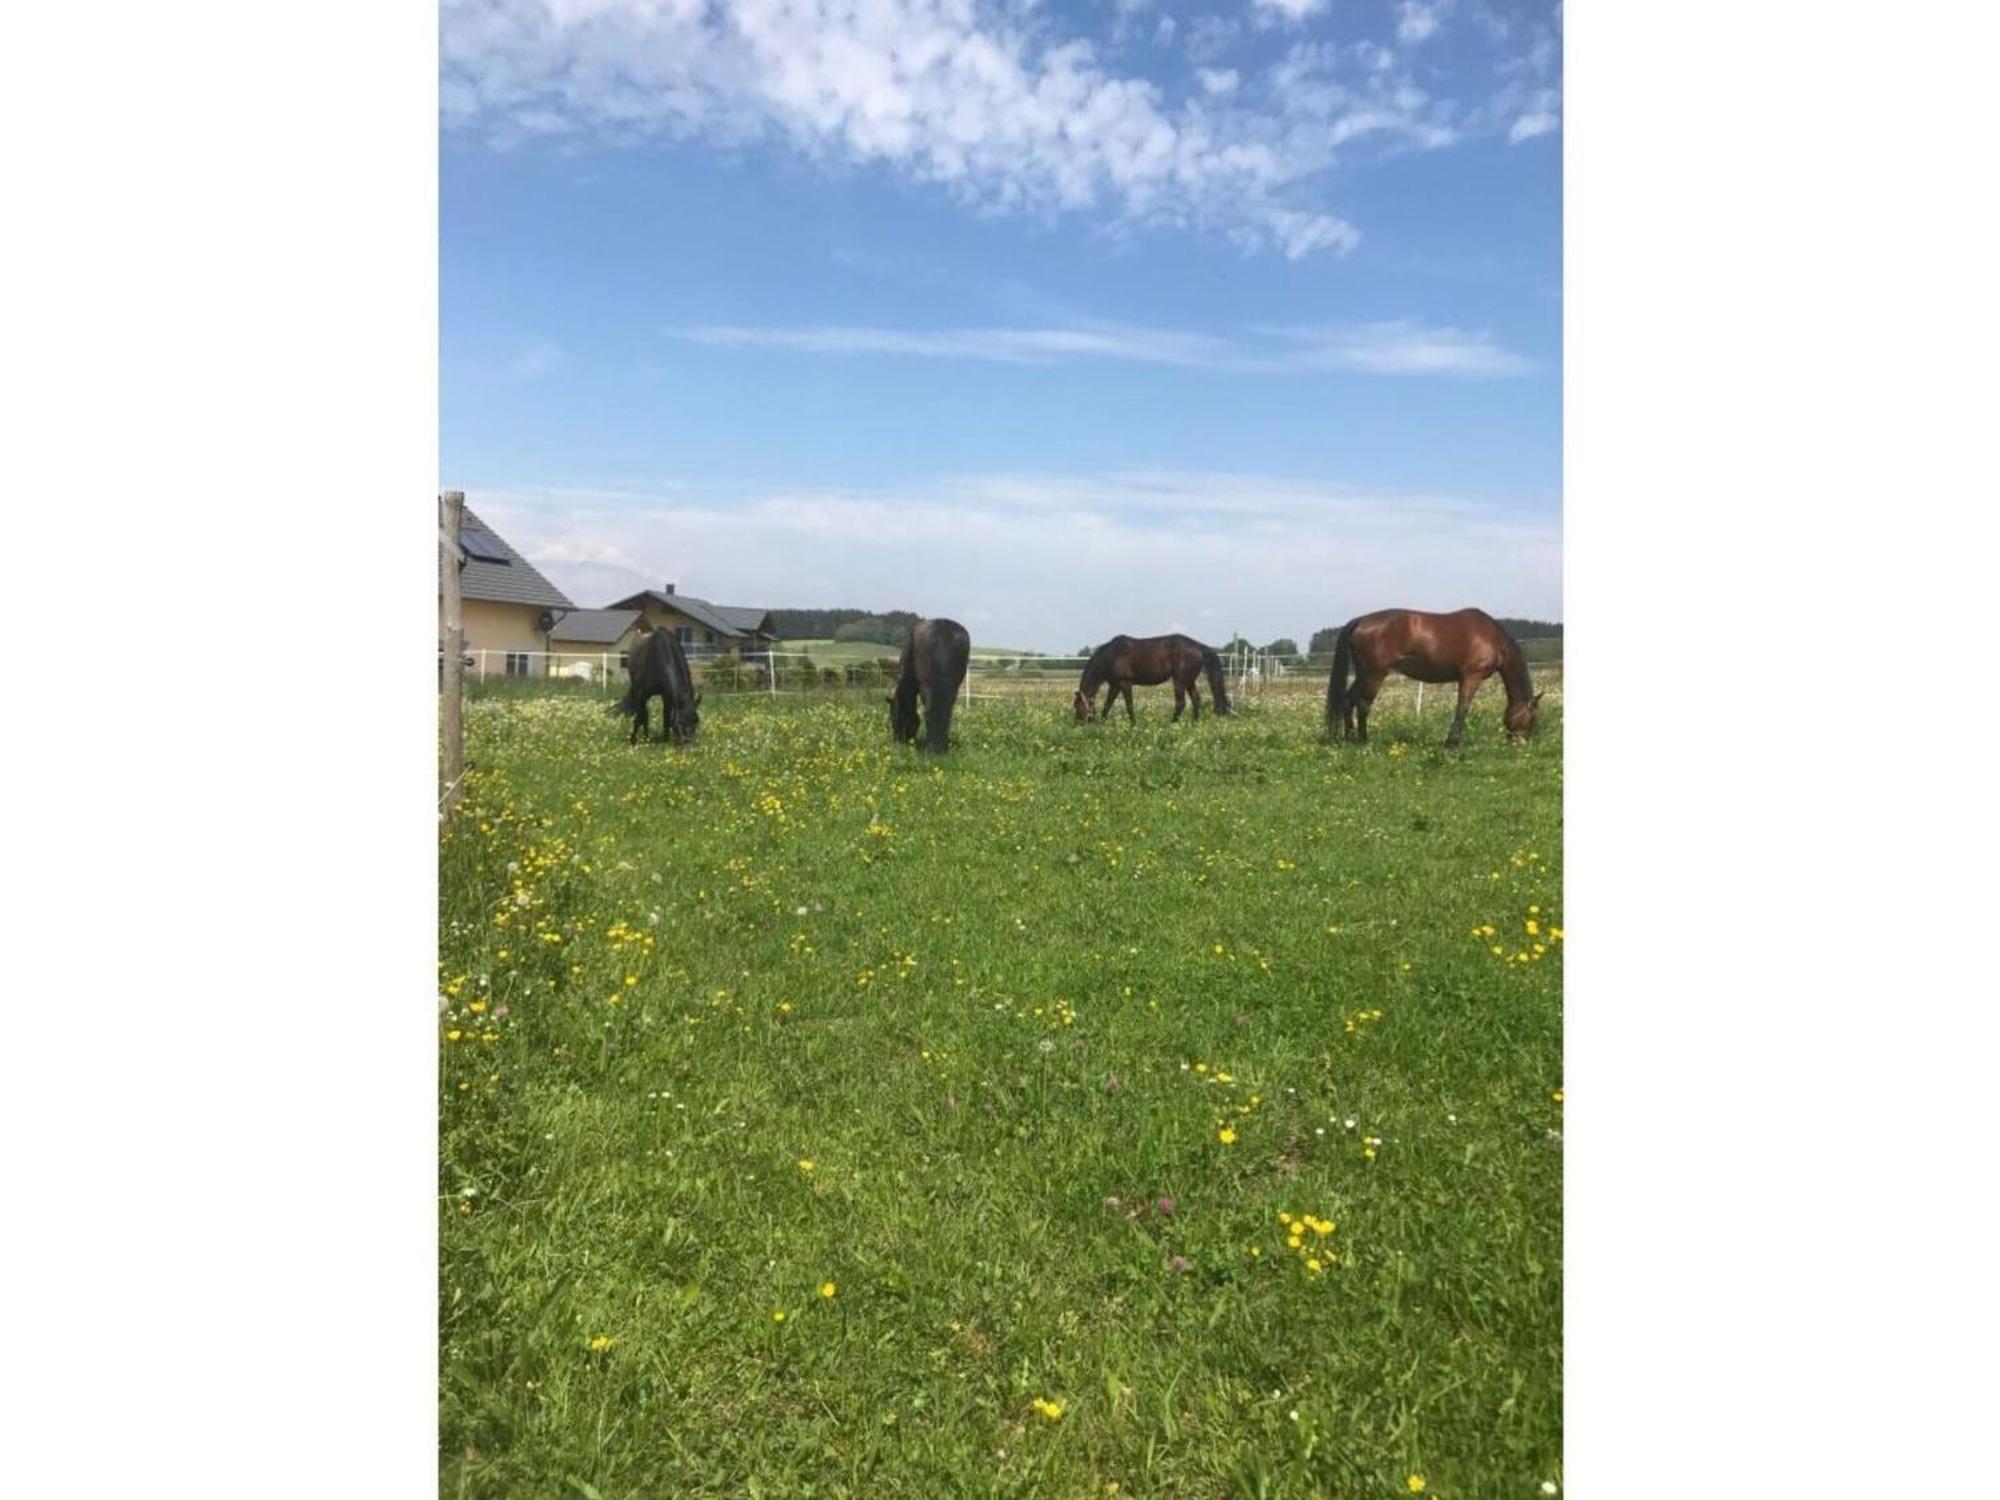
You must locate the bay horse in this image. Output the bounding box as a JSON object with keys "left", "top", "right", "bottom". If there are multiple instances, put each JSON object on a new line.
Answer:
{"left": 1074, "top": 634, "right": 1232, "bottom": 723}
{"left": 1326, "top": 608, "right": 1542, "bottom": 747}
{"left": 889, "top": 618, "right": 971, "bottom": 755}
{"left": 612, "top": 627, "right": 701, "bottom": 744}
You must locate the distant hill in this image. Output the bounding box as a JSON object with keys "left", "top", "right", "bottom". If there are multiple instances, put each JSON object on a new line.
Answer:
{"left": 767, "top": 609, "right": 921, "bottom": 645}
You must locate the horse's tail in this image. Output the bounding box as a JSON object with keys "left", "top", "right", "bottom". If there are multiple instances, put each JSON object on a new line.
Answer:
{"left": 1201, "top": 645, "right": 1232, "bottom": 716}
{"left": 1326, "top": 621, "right": 1355, "bottom": 735}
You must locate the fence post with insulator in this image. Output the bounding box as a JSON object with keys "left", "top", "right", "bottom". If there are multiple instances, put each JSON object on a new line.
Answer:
{"left": 440, "top": 490, "right": 466, "bottom": 817}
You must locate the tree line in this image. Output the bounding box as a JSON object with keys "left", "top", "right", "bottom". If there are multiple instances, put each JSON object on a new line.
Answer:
{"left": 766, "top": 609, "right": 924, "bottom": 646}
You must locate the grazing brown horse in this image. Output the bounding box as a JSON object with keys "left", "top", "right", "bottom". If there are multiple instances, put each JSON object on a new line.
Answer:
{"left": 889, "top": 618, "right": 971, "bottom": 754}
{"left": 1326, "top": 608, "right": 1542, "bottom": 747}
{"left": 1074, "top": 634, "right": 1232, "bottom": 723}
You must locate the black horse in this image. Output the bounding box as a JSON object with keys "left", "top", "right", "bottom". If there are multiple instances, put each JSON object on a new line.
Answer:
{"left": 613, "top": 628, "right": 701, "bottom": 744}
{"left": 1074, "top": 634, "right": 1232, "bottom": 723}
{"left": 889, "top": 618, "right": 971, "bottom": 754}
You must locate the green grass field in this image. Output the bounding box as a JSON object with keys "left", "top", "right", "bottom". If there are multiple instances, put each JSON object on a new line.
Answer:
{"left": 440, "top": 690, "right": 1562, "bottom": 1498}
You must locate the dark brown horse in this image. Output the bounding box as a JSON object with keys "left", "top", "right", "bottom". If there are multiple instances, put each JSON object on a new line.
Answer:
{"left": 1326, "top": 608, "right": 1542, "bottom": 746}
{"left": 889, "top": 618, "right": 971, "bottom": 754}
{"left": 1074, "top": 634, "right": 1232, "bottom": 723}
{"left": 613, "top": 627, "right": 702, "bottom": 744}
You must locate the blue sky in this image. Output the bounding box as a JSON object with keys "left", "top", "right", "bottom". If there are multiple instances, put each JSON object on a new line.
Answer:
{"left": 442, "top": 0, "right": 1561, "bottom": 650}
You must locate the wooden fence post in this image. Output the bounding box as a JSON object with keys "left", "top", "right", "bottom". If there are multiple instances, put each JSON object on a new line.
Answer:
{"left": 440, "top": 491, "right": 466, "bottom": 817}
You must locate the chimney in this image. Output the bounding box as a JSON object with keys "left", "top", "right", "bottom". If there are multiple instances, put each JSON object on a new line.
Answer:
{"left": 663, "top": 581, "right": 676, "bottom": 595}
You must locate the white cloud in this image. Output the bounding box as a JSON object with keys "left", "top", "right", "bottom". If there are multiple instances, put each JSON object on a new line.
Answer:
{"left": 674, "top": 318, "right": 1532, "bottom": 375}
{"left": 1196, "top": 67, "right": 1240, "bottom": 96}
{"left": 471, "top": 473, "right": 1561, "bottom": 651}
{"left": 440, "top": 0, "right": 1472, "bottom": 258}
{"left": 1396, "top": 2, "right": 1450, "bottom": 45}
{"left": 1182, "top": 16, "right": 1242, "bottom": 62}
{"left": 1252, "top": 0, "right": 1327, "bottom": 21}
{"left": 1266, "top": 320, "right": 1533, "bottom": 375}
{"left": 506, "top": 339, "right": 565, "bottom": 380}
{"left": 1508, "top": 88, "right": 1560, "bottom": 143}
{"left": 678, "top": 322, "right": 1232, "bottom": 365}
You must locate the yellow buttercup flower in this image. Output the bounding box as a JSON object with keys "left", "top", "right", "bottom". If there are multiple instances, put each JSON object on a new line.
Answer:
{"left": 820, "top": 1281, "right": 837, "bottom": 1299}
{"left": 1031, "top": 1397, "right": 1064, "bottom": 1421}
{"left": 1218, "top": 1127, "right": 1237, "bottom": 1145}
{"left": 1407, "top": 1476, "right": 1427, "bottom": 1494}
{"left": 587, "top": 1335, "right": 614, "bottom": 1352}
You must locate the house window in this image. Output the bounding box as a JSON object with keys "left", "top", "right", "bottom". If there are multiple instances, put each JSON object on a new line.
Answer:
{"left": 675, "top": 627, "right": 692, "bottom": 647}
{"left": 505, "top": 652, "right": 533, "bottom": 677}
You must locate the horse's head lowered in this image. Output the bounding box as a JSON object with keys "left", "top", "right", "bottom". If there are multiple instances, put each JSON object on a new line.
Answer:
{"left": 669, "top": 687, "right": 702, "bottom": 745}
{"left": 1504, "top": 691, "right": 1544, "bottom": 741}
{"left": 888, "top": 688, "right": 921, "bottom": 744}
{"left": 1072, "top": 689, "right": 1096, "bottom": 723}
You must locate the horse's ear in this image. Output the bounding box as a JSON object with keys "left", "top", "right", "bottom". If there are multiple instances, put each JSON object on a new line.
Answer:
{"left": 1533, "top": 691, "right": 1545, "bottom": 706}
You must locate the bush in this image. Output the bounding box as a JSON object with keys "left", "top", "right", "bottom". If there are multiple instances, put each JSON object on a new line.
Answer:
{"left": 701, "top": 655, "right": 765, "bottom": 692}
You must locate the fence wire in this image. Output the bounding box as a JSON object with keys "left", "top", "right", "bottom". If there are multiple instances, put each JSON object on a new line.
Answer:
{"left": 453, "top": 646, "right": 1562, "bottom": 714}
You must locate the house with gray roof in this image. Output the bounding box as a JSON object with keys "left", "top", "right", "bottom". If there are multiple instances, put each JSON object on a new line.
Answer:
{"left": 605, "top": 584, "right": 778, "bottom": 657}
{"left": 440, "top": 506, "right": 575, "bottom": 677}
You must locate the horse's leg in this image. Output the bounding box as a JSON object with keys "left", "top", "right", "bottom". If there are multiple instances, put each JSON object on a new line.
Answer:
{"left": 1445, "top": 673, "right": 1484, "bottom": 748}
{"left": 1354, "top": 672, "right": 1386, "bottom": 743}
{"left": 1171, "top": 679, "right": 1187, "bottom": 721}
{"left": 1122, "top": 683, "right": 1136, "bottom": 723}
{"left": 1188, "top": 669, "right": 1203, "bottom": 720}
{"left": 630, "top": 696, "right": 645, "bottom": 745}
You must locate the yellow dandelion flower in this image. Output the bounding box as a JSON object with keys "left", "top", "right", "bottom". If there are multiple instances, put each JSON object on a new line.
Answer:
{"left": 797, "top": 1158, "right": 815, "bottom": 1174}
{"left": 820, "top": 1281, "right": 837, "bottom": 1299}
{"left": 1218, "top": 1127, "right": 1237, "bottom": 1145}
{"left": 772, "top": 1309, "right": 786, "bottom": 1323}
{"left": 587, "top": 1335, "right": 614, "bottom": 1352}
{"left": 1407, "top": 1476, "right": 1427, "bottom": 1494}
{"left": 1031, "top": 1397, "right": 1064, "bottom": 1421}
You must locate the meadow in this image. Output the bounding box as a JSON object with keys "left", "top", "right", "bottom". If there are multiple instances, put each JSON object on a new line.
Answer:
{"left": 440, "top": 687, "right": 1562, "bottom": 1499}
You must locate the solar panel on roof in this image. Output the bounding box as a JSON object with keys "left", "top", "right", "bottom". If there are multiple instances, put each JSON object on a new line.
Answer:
{"left": 459, "top": 519, "right": 511, "bottom": 564}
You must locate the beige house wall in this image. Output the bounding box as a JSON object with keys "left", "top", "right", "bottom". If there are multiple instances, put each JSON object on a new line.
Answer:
{"left": 448, "top": 598, "right": 550, "bottom": 676}
{"left": 548, "top": 625, "right": 642, "bottom": 682}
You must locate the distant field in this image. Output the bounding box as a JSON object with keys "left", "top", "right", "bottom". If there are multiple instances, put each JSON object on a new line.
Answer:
{"left": 440, "top": 693, "right": 1562, "bottom": 1498}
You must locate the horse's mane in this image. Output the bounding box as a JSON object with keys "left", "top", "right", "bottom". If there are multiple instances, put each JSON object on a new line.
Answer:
{"left": 1496, "top": 634, "right": 1534, "bottom": 704}
{"left": 1078, "top": 639, "right": 1116, "bottom": 693}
